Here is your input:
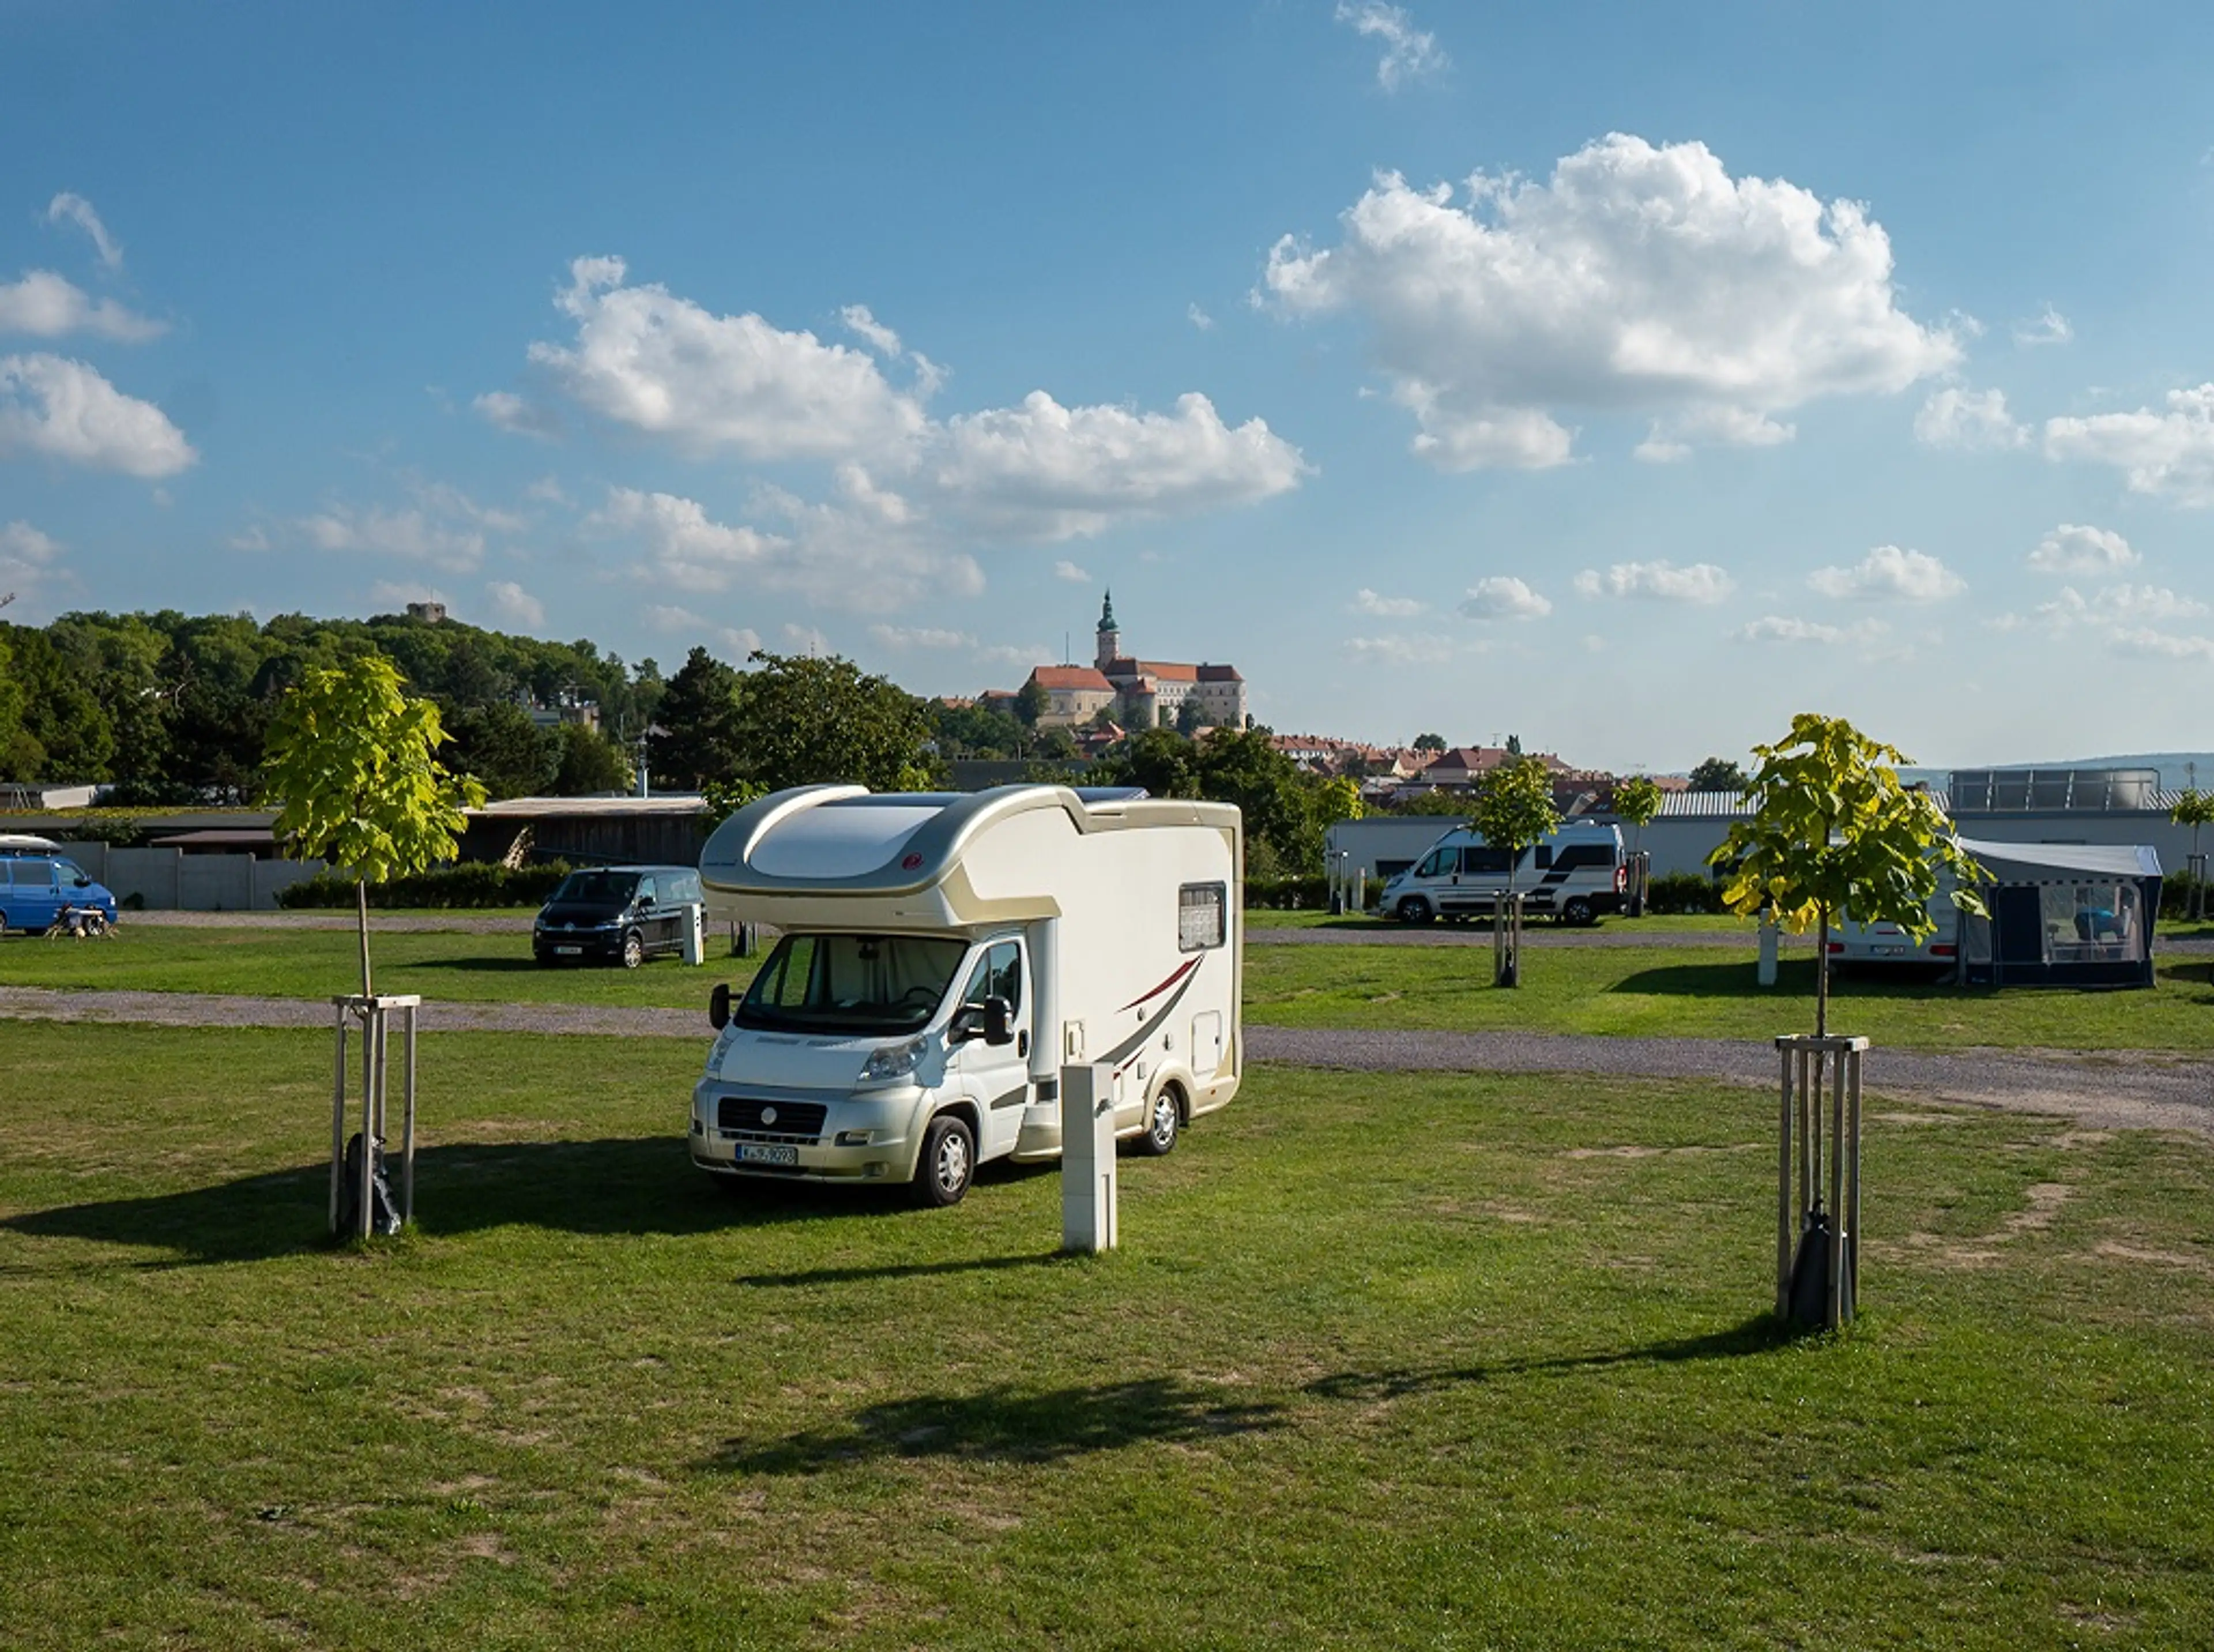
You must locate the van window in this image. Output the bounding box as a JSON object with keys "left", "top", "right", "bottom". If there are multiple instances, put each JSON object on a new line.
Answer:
{"left": 1178, "top": 882, "right": 1226, "bottom": 951}
{"left": 670, "top": 871, "right": 703, "bottom": 905}
{"left": 637, "top": 877, "right": 658, "bottom": 904}
{"left": 1553, "top": 844, "right": 1617, "bottom": 871}
{"left": 737, "top": 932, "right": 968, "bottom": 1034}
{"left": 1460, "top": 845, "right": 1515, "bottom": 876}
{"left": 959, "top": 941, "right": 1023, "bottom": 1013}
{"left": 1533, "top": 845, "right": 1553, "bottom": 870}
{"left": 1415, "top": 848, "right": 1452, "bottom": 878}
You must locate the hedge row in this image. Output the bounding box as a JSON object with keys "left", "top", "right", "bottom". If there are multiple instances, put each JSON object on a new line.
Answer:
{"left": 1244, "top": 875, "right": 1332, "bottom": 910}
{"left": 1643, "top": 872, "right": 1729, "bottom": 915}
{"left": 277, "top": 862, "right": 574, "bottom": 910}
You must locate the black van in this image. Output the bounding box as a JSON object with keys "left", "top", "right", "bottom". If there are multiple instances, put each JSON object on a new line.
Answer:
{"left": 533, "top": 865, "right": 705, "bottom": 968}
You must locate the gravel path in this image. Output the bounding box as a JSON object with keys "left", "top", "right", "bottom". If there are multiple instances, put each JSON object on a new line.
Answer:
{"left": 6, "top": 985, "right": 2207, "bottom": 1135}
{"left": 122, "top": 910, "right": 535, "bottom": 934}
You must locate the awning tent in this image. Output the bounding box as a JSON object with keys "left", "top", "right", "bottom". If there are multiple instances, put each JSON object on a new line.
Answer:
{"left": 1956, "top": 836, "right": 2163, "bottom": 988}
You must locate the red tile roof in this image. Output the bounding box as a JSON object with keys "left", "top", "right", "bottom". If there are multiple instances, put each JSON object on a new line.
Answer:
{"left": 1030, "top": 665, "right": 1115, "bottom": 692}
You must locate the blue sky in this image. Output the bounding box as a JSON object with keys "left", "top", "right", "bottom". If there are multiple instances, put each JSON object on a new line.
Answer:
{"left": 5, "top": 1, "right": 2214, "bottom": 770}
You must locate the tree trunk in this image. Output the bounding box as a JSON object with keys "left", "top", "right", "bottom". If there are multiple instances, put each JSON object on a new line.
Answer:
{"left": 1816, "top": 909, "right": 1830, "bottom": 1039}
{"left": 356, "top": 879, "right": 373, "bottom": 999}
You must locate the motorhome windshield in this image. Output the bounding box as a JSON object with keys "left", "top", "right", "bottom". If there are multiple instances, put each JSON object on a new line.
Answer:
{"left": 736, "top": 934, "right": 969, "bottom": 1035}
{"left": 551, "top": 871, "right": 639, "bottom": 906}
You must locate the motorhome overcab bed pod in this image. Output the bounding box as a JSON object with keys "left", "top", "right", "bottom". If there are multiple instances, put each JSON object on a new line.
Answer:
{"left": 691, "top": 785, "right": 1243, "bottom": 1205}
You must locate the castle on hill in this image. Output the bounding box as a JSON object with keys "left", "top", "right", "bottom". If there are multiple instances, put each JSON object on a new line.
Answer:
{"left": 1022, "top": 593, "right": 1247, "bottom": 732}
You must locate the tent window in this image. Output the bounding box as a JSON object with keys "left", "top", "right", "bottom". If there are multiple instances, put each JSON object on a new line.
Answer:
{"left": 2038, "top": 882, "right": 2144, "bottom": 964}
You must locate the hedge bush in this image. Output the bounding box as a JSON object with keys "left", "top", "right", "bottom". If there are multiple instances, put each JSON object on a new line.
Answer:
{"left": 1244, "top": 875, "right": 1331, "bottom": 910}
{"left": 1643, "top": 871, "right": 1728, "bottom": 915}
{"left": 278, "top": 861, "right": 575, "bottom": 910}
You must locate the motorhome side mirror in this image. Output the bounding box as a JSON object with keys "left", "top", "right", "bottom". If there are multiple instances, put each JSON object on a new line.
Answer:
{"left": 709, "top": 982, "right": 731, "bottom": 1030}
{"left": 982, "top": 995, "right": 1014, "bottom": 1047}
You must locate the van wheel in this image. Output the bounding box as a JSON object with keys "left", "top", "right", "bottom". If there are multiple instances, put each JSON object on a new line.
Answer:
{"left": 1135, "top": 1088, "right": 1180, "bottom": 1157}
{"left": 914, "top": 1113, "right": 975, "bottom": 1207}
{"left": 1562, "top": 897, "right": 1595, "bottom": 927}
{"left": 620, "top": 930, "right": 645, "bottom": 969}
{"left": 1395, "top": 897, "right": 1433, "bottom": 924}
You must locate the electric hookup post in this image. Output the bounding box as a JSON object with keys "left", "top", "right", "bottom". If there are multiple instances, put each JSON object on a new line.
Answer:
{"left": 1060, "top": 1061, "right": 1118, "bottom": 1254}
{"left": 1774, "top": 1034, "right": 1866, "bottom": 1333}
{"left": 330, "top": 994, "right": 419, "bottom": 1239}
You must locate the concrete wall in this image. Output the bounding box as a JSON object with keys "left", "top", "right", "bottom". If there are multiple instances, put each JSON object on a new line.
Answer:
{"left": 52, "top": 840, "right": 326, "bottom": 910}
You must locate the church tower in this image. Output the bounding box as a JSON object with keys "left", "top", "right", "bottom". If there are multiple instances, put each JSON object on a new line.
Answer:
{"left": 1094, "top": 589, "right": 1121, "bottom": 669}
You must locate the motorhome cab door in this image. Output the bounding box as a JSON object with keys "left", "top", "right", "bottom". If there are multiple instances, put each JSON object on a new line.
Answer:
{"left": 953, "top": 938, "right": 1031, "bottom": 1159}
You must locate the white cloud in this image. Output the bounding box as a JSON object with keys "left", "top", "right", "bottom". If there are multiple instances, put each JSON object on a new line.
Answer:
{"left": 642, "top": 602, "right": 761, "bottom": 663}
{"left": 2006, "top": 582, "right": 2214, "bottom": 661}
{"left": 974, "top": 641, "right": 1056, "bottom": 668}
{"left": 0, "top": 271, "right": 164, "bottom": 342}
{"left": 1458, "top": 575, "right": 1550, "bottom": 620}
{"left": 46, "top": 193, "right": 122, "bottom": 270}
{"left": 839, "top": 303, "right": 903, "bottom": 358}
{"left": 522, "top": 474, "right": 568, "bottom": 506}
{"left": 930, "top": 390, "right": 1305, "bottom": 540}
{"left": 1635, "top": 407, "right": 1794, "bottom": 463}
{"left": 300, "top": 506, "right": 485, "bottom": 570}
{"left": 1054, "top": 559, "right": 1092, "bottom": 584}
{"left": 1353, "top": 588, "right": 1425, "bottom": 617}
{"left": 2028, "top": 522, "right": 2138, "bottom": 574}
{"left": 1807, "top": 544, "right": 1965, "bottom": 603}
{"left": 594, "top": 487, "right": 786, "bottom": 593}
{"left": 2013, "top": 306, "right": 2073, "bottom": 347}
{"left": 0, "top": 352, "right": 195, "bottom": 477}
{"left": 529, "top": 255, "right": 929, "bottom": 461}
{"left": 484, "top": 579, "right": 545, "bottom": 629}
{"left": 0, "top": 519, "right": 64, "bottom": 609}
{"left": 1264, "top": 134, "right": 1958, "bottom": 468}
{"left": 1914, "top": 386, "right": 2030, "bottom": 451}
{"left": 1343, "top": 631, "right": 1456, "bottom": 664}
{"left": 2110, "top": 626, "right": 2214, "bottom": 660}
{"left": 2045, "top": 385, "right": 2214, "bottom": 506}
{"left": 1334, "top": 2, "right": 1447, "bottom": 90}
{"left": 368, "top": 579, "right": 447, "bottom": 609}
{"left": 473, "top": 390, "right": 563, "bottom": 439}
{"left": 1737, "top": 614, "right": 1891, "bottom": 646}
{"left": 1573, "top": 559, "right": 1733, "bottom": 604}
{"left": 520, "top": 257, "right": 1306, "bottom": 556}
{"left": 1187, "top": 303, "right": 1215, "bottom": 332}
{"left": 869, "top": 624, "right": 974, "bottom": 650}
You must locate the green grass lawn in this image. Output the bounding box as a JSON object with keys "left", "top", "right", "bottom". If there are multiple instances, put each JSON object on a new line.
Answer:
{"left": 1246, "top": 908, "right": 1754, "bottom": 934}
{"left": 1, "top": 1023, "right": 2209, "bottom": 1647}
{"left": 13, "top": 923, "right": 2212, "bottom": 1052}
{"left": 1247, "top": 944, "right": 2214, "bottom": 1051}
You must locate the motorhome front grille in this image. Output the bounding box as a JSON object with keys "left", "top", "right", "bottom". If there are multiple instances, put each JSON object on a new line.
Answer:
{"left": 717, "top": 1097, "right": 829, "bottom": 1141}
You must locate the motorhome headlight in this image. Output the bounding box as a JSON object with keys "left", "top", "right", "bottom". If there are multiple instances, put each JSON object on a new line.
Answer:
{"left": 860, "top": 1036, "right": 927, "bottom": 1083}
{"left": 703, "top": 1025, "right": 736, "bottom": 1078}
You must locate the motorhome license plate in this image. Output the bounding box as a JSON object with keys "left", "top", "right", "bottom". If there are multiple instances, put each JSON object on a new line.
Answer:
{"left": 736, "top": 1143, "right": 799, "bottom": 1166}
{"left": 1874, "top": 945, "right": 1903, "bottom": 956}
{"left": 555, "top": 946, "right": 582, "bottom": 956}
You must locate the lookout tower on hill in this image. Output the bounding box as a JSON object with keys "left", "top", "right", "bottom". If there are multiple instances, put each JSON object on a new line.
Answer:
{"left": 1095, "top": 590, "right": 1121, "bottom": 670}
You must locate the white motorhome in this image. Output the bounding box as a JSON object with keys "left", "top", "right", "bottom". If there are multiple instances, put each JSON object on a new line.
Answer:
{"left": 691, "top": 784, "right": 1243, "bottom": 1205}
{"left": 1376, "top": 821, "right": 1626, "bottom": 926}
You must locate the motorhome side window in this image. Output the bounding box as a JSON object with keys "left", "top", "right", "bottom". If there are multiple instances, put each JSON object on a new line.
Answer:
{"left": 961, "top": 942, "right": 1022, "bottom": 1012}
{"left": 1178, "top": 882, "right": 1226, "bottom": 952}
{"left": 1416, "top": 848, "right": 1451, "bottom": 877}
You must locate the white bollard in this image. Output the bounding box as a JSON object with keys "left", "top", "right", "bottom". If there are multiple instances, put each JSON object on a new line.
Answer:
{"left": 1757, "top": 919, "right": 1779, "bottom": 987}
{"left": 681, "top": 902, "right": 706, "bottom": 965}
{"left": 1060, "top": 1061, "right": 1119, "bottom": 1254}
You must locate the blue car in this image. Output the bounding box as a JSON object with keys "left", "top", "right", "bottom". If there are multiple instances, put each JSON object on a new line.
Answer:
{"left": 0, "top": 854, "right": 121, "bottom": 936}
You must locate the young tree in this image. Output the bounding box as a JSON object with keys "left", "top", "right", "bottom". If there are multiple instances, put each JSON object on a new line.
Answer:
{"left": 552, "top": 721, "right": 633, "bottom": 795}
{"left": 1613, "top": 774, "right": 1663, "bottom": 913}
{"left": 1468, "top": 757, "right": 1561, "bottom": 985}
{"left": 262, "top": 656, "right": 487, "bottom": 998}
{"left": 1013, "top": 676, "right": 1049, "bottom": 728}
{"left": 649, "top": 646, "right": 745, "bottom": 790}
{"left": 1709, "top": 713, "right": 1983, "bottom": 1038}
{"left": 2171, "top": 788, "right": 2214, "bottom": 916}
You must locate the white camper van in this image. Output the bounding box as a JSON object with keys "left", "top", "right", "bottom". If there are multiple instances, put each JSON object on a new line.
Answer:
{"left": 1376, "top": 820, "right": 1626, "bottom": 925}
{"left": 691, "top": 784, "right": 1243, "bottom": 1206}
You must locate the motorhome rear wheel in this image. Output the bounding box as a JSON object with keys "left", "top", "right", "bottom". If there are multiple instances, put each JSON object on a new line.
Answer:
{"left": 1135, "top": 1088, "right": 1181, "bottom": 1157}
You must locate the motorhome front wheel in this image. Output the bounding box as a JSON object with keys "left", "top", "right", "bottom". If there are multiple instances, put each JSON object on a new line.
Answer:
{"left": 914, "top": 1113, "right": 975, "bottom": 1207}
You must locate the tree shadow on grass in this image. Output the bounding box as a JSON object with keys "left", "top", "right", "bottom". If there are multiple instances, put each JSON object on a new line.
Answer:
{"left": 705, "top": 1315, "right": 1794, "bottom": 1476}
{"left": 1301, "top": 1312, "right": 1794, "bottom": 1402}
{"left": 1611, "top": 959, "right": 1961, "bottom": 999}
{"left": 0, "top": 1137, "right": 922, "bottom": 1266}
{"left": 703, "top": 1377, "right": 1290, "bottom": 1474}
